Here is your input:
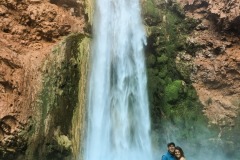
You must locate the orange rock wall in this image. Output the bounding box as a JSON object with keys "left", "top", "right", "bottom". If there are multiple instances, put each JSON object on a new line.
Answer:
{"left": 177, "top": 0, "right": 240, "bottom": 127}
{"left": 0, "top": 0, "right": 87, "bottom": 159}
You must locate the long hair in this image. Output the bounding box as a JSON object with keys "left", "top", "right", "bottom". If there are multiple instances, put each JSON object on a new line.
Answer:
{"left": 175, "top": 146, "right": 185, "bottom": 158}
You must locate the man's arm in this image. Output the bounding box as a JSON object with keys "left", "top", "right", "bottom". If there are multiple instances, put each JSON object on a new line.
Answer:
{"left": 162, "top": 155, "right": 167, "bottom": 160}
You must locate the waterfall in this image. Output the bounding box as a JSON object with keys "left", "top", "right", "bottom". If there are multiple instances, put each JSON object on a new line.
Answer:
{"left": 84, "top": 0, "right": 153, "bottom": 160}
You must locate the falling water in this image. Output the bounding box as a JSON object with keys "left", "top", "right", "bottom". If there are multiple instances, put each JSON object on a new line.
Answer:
{"left": 84, "top": 0, "right": 153, "bottom": 160}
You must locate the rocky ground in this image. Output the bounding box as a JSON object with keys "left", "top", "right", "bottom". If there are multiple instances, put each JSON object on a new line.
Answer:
{"left": 0, "top": 0, "right": 85, "bottom": 158}
{"left": 177, "top": 0, "right": 240, "bottom": 128}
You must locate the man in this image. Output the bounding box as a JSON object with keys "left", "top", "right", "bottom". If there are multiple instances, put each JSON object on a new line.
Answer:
{"left": 161, "top": 142, "right": 176, "bottom": 160}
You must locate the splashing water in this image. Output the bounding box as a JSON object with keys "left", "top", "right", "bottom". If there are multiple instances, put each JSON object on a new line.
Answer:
{"left": 84, "top": 0, "right": 153, "bottom": 160}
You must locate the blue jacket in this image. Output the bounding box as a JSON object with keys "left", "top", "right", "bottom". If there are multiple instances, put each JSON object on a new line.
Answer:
{"left": 162, "top": 151, "right": 176, "bottom": 160}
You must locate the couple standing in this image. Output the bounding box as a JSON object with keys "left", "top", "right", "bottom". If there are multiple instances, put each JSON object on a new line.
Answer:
{"left": 161, "top": 142, "right": 186, "bottom": 160}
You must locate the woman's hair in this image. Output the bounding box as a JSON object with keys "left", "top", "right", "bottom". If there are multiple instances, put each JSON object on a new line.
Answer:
{"left": 175, "top": 146, "right": 185, "bottom": 158}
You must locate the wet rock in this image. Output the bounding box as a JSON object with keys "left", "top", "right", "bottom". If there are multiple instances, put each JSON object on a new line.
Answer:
{"left": 0, "top": 5, "right": 8, "bottom": 16}
{"left": 195, "top": 23, "right": 208, "bottom": 30}
{"left": 29, "top": 0, "right": 41, "bottom": 3}
{"left": 213, "top": 45, "right": 226, "bottom": 55}
{"left": 176, "top": 52, "right": 194, "bottom": 81}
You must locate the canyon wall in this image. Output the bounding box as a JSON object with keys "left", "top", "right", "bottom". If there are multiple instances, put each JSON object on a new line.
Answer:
{"left": 178, "top": 0, "right": 240, "bottom": 131}
{"left": 0, "top": 0, "right": 239, "bottom": 159}
{"left": 181, "top": 0, "right": 240, "bottom": 157}
{"left": 0, "top": 0, "right": 90, "bottom": 159}
{"left": 142, "top": 0, "right": 240, "bottom": 158}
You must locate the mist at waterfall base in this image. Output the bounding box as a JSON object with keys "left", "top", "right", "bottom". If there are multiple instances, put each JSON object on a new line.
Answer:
{"left": 151, "top": 120, "right": 233, "bottom": 160}
{"left": 84, "top": 0, "right": 153, "bottom": 160}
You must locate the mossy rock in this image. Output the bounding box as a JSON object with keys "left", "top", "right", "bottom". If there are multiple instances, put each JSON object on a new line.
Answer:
{"left": 157, "top": 54, "right": 168, "bottom": 63}
{"left": 142, "top": 0, "right": 162, "bottom": 25}
{"left": 164, "top": 80, "right": 185, "bottom": 103}
{"left": 55, "top": 135, "right": 72, "bottom": 151}
{"left": 168, "top": 2, "right": 185, "bottom": 18}
{"left": 146, "top": 26, "right": 163, "bottom": 37}
{"left": 146, "top": 53, "right": 156, "bottom": 66}
{"left": 175, "top": 52, "right": 193, "bottom": 81}
{"left": 26, "top": 34, "right": 90, "bottom": 160}
{"left": 158, "top": 66, "right": 168, "bottom": 78}
{"left": 147, "top": 68, "right": 159, "bottom": 76}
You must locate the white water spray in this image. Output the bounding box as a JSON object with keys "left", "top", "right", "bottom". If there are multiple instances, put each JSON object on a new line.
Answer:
{"left": 84, "top": 0, "right": 153, "bottom": 160}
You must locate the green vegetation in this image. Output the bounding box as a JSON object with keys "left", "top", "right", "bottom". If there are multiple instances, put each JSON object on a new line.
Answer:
{"left": 142, "top": 0, "right": 219, "bottom": 150}
{"left": 164, "top": 80, "right": 185, "bottom": 103}
{"left": 142, "top": 0, "right": 159, "bottom": 18}
{"left": 27, "top": 34, "right": 90, "bottom": 160}
{"left": 142, "top": 0, "right": 162, "bottom": 25}
{"left": 157, "top": 54, "right": 168, "bottom": 63}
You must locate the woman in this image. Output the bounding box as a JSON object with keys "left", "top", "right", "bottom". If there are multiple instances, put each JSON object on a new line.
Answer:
{"left": 174, "top": 146, "right": 186, "bottom": 160}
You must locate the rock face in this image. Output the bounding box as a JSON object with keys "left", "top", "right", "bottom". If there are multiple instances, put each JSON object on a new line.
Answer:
{"left": 0, "top": 0, "right": 85, "bottom": 46}
{"left": 33, "top": 34, "right": 90, "bottom": 160}
{"left": 142, "top": 0, "right": 240, "bottom": 158}
{"left": 174, "top": 0, "right": 240, "bottom": 157}
{"left": 177, "top": 0, "right": 240, "bottom": 127}
{"left": 0, "top": 0, "right": 88, "bottom": 159}
{"left": 142, "top": 1, "right": 213, "bottom": 158}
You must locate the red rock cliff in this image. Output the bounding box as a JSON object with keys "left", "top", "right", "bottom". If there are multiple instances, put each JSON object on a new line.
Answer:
{"left": 177, "top": 0, "right": 240, "bottom": 127}
{"left": 0, "top": 0, "right": 87, "bottom": 158}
